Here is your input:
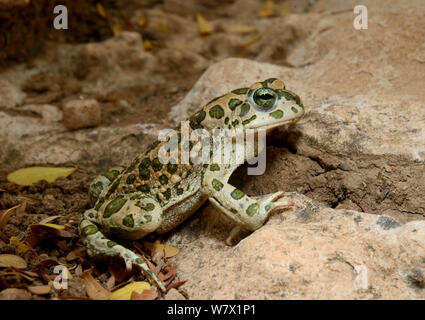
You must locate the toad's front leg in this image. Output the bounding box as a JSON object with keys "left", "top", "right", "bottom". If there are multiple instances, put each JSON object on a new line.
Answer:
{"left": 201, "top": 164, "right": 293, "bottom": 242}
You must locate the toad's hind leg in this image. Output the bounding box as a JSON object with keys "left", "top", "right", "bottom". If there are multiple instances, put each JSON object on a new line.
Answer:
{"left": 88, "top": 166, "right": 125, "bottom": 206}
{"left": 79, "top": 196, "right": 166, "bottom": 292}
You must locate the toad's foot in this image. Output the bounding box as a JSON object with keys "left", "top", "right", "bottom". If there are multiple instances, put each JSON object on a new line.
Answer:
{"left": 79, "top": 210, "right": 166, "bottom": 292}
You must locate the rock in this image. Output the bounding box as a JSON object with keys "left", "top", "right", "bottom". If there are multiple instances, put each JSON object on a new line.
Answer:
{"left": 62, "top": 99, "right": 101, "bottom": 130}
{"left": 0, "top": 288, "right": 32, "bottom": 300}
{"left": 168, "top": 193, "right": 425, "bottom": 299}
{"left": 164, "top": 288, "right": 186, "bottom": 300}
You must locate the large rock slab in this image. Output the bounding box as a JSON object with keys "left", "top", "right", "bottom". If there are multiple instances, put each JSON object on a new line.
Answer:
{"left": 170, "top": 193, "right": 425, "bottom": 299}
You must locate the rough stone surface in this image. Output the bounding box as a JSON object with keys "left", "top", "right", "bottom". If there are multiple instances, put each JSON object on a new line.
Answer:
{"left": 169, "top": 193, "right": 425, "bottom": 299}
{"left": 63, "top": 99, "right": 101, "bottom": 130}
{"left": 164, "top": 288, "right": 186, "bottom": 300}
{"left": 0, "top": 288, "right": 32, "bottom": 300}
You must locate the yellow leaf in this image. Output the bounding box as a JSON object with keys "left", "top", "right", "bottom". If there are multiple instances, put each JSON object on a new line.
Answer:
{"left": 144, "top": 39, "right": 153, "bottom": 51}
{"left": 142, "top": 241, "right": 179, "bottom": 258}
{"left": 224, "top": 24, "right": 256, "bottom": 34}
{"left": 0, "top": 254, "right": 27, "bottom": 269}
{"left": 175, "top": 44, "right": 190, "bottom": 51}
{"left": 280, "top": 6, "right": 291, "bottom": 15}
{"left": 138, "top": 17, "right": 149, "bottom": 28}
{"left": 196, "top": 13, "right": 212, "bottom": 36}
{"left": 9, "top": 236, "right": 32, "bottom": 255}
{"left": 258, "top": 0, "right": 275, "bottom": 18}
{"left": 7, "top": 167, "right": 76, "bottom": 186}
{"left": 241, "top": 33, "right": 263, "bottom": 47}
{"left": 39, "top": 223, "right": 65, "bottom": 230}
{"left": 96, "top": 3, "right": 107, "bottom": 18}
{"left": 161, "top": 20, "right": 168, "bottom": 32}
{"left": 109, "top": 281, "right": 150, "bottom": 300}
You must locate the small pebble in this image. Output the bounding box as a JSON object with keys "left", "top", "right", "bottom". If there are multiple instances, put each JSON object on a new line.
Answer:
{"left": 63, "top": 99, "right": 101, "bottom": 130}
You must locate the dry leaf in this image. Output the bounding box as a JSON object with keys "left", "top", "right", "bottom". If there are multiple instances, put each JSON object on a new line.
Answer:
{"left": 167, "top": 279, "right": 187, "bottom": 291}
{"left": 38, "top": 216, "right": 61, "bottom": 225}
{"left": 158, "top": 268, "right": 178, "bottom": 283}
{"left": 9, "top": 236, "right": 32, "bottom": 255}
{"left": 0, "top": 204, "right": 22, "bottom": 230}
{"left": 0, "top": 231, "right": 8, "bottom": 243}
{"left": 241, "top": 33, "right": 263, "bottom": 47}
{"left": 174, "top": 44, "right": 190, "bottom": 51}
{"left": 27, "top": 281, "right": 52, "bottom": 295}
{"left": 66, "top": 247, "right": 86, "bottom": 261}
{"left": 39, "top": 223, "right": 65, "bottom": 230}
{"left": 96, "top": 3, "right": 107, "bottom": 18}
{"left": 81, "top": 270, "right": 111, "bottom": 300}
{"left": 224, "top": 24, "right": 256, "bottom": 34}
{"left": 196, "top": 13, "right": 212, "bottom": 36}
{"left": 131, "top": 289, "right": 158, "bottom": 300}
{"left": 109, "top": 281, "right": 150, "bottom": 300}
{"left": 0, "top": 254, "right": 27, "bottom": 269}
{"left": 106, "top": 275, "right": 115, "bottom": 290}
{"left": 7, "top": 167, "right": 76, "bottom": 186}
{"left": 258, "top": 0, "right": 275, "bottom": 18}
{"left": 142, "top": 241, "right": 179, "bottom": 258}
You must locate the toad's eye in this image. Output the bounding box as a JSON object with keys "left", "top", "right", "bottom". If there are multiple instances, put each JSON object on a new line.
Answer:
{"left": 253, "top": 87, "right": 277, "bottom": 110}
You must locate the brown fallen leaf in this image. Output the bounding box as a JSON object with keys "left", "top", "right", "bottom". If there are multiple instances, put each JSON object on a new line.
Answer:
{"left": 0, "top": 204, "right": 22, "bottom": 230}
{"left": 131, "top": 289, "right": 158, "bottom": 300}
{"left": 224, "top": 24, "right": 256, "bottom": 34}
{"left": 66, "top": 247, "right": 86, "bottom": 261}
{"left": 161, "top": 20, "right": 168, "bottom": 32}
{"left": 106, "top": 275, "right": 115, "bottom": 290}
{"left": 81, "top": 269, "right": 111, "bottom": 300}
{"left": 27, "top": 281, "right": 52, "bottom": 295}
{"left": 138, "top": 17, "right": 149, "bottom": 28}
{"left": 167, "top": 279, "right": 187, "bottom": 291}
{"left": 50, "top": 296, "right": 93, "bottom": 300}
{"left": 96, "top": 2, "right": 107, "bottom": 18}
{"left": 196, "top": 13, "right": 212, "bottom": 36}
{"left": 38, "top": 216, "right": 61, "bottom": 225}
{"left": 158, "top": 268, "right": 178, "bottom": 283}
{"left": 0, "top": 230, "right": 8, "bottom": 243}
{"left": 0, "top": 254, "right": 27, "bottom": 269}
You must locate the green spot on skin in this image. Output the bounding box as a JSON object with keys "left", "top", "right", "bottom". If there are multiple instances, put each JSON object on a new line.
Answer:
{"left": 261, "top": 78, "right": 277, "bottom": 86}
{"left": 158, "top": 174, "right": 168, "bottom": 185}
{"left": 224, "top": 117, "right": 229, "bottom": 125}
{"left": 242, "top": 115, "right": 257, "bottom": 125}
{"left": 231, "top": 119, "right": 239, "bottom": 127}
{"left": 103, "top": 170, "right": 120, "bottom": 182}
{"left": 246, "top": 203, "right": 259, "bottom": 216}
{"left": 145, "top": 203, "right": 155, "bottom": 211}
{"left": 277, "top": 90, "right": 296, "bottom": 101}
{"left": 92, "top": 181, "right": 104, "bottom": 192}
{"left": 139, "top": 168, "right": 150, "bottom": 181}
{"left": 124, "top": 159, "right": 138, "bottom": 173}
{"left": 123, "top": 215, "right": 134, "bottom": 228}
{"left": 239, "top": 103, "right": 250, "bottom": 117}
{"left": 140, "top": 157, "right": 151, "bottom": 168}
{"left": 265, "top": 204, "right": 272, "bottom": 211}
{"left": 270, "top": 110, "right": 283, "bottom": 119}
{"left": 137, "top": 184, "right": 150, "bottom": 193}
{"left": 107, "top": 240, "right": 117, "bottom": 248}
{"left": 135, "top": 258, "right": 143, "bottom": 264}
{"left": 145, "top": 140, "right": 161, "bottom": 154}
{"left": 95, "top": 197, "right": 105, "bottom": 210}
{"left": 231, "top": 88, "right": 249, "bottom": 95}
{"left": 82, "top": 225, "right": 98, "bottom": 236}
{"left": 103, "top": 197, "right": 127, "bottom": 218}
{"left": 144, "top": 215, "right": 152, "bottom": 223}
{"left": 210, "top": 164, "right": 220, "bottom": 171}
{"left": 167, "top": 163, "right": 178, "bottom": 174}
{"left": 177, "top": 188, "right": 184, "bottom": 195}
{"left": 231, "top": 188, "right": 245, "bottom": 200}
{"left": 209, "top": 105, "right": 225, "bottom": 119}
{"left": 126, "top": 174, "right": 136, "bottom": 184}
{"left": 163, "top": 189, "right": 171, "bottom": 200}
{"left": 152, "top": 158, "right": 163, "bottom": 171}
{"left": 130, "top": 194, "right": 143, "bottom": 200}
{"left": 228, "top": 98, "right": 242, "bottom": 111}
{"left": 105, "top": 179, "right": 120, "bottom": 198}
{"left": 189, "top": 110, "right": 206, "bottom": 129}
{"left": 291, "top": 106, "right": 298, "bottom": 113}
{"left": 230, "top": 208, "right": 238, "bottom": 214}
{"left": 212, "top": 179, "right": 223, "bottom": 191}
